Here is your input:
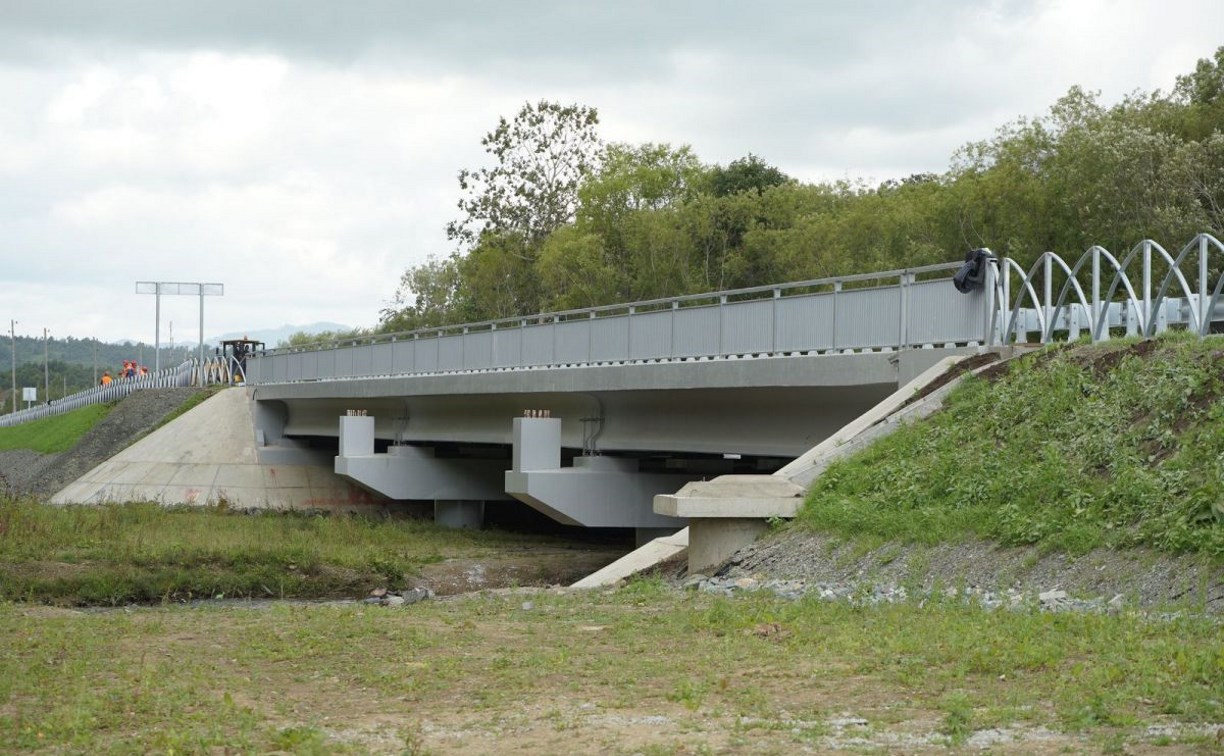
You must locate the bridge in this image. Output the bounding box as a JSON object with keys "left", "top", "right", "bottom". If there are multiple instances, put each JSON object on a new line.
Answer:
{"left": 36, "top": 234, "right": 1224, "bottom": 542}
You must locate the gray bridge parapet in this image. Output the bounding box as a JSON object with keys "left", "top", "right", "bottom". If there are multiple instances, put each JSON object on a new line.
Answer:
{"left": 246, "top": 262, "right": 988, "bottom": 385}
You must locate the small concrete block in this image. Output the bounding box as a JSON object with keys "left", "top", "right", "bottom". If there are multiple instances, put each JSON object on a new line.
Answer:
{"left": 688, "top": 518, "right": 770, "bottom": 573}
{"left": 655, "top": 475, "right": 804, "bottom": 518}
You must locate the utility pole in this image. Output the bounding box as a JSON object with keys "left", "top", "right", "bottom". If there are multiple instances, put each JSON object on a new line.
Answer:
{"left": 9, "top": 320, "right": 16, "bottom": 414}
{"left": 43, "top": 328, "right": 50, "bottom": 405}
{"left": 93, "top": 341, "right": 98, "bottom": 384}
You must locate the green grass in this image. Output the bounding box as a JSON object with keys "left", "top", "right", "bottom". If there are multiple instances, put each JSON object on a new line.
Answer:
{"left": 0, "top": 403, "right": 112, "bottom": 454}
{"left": 799, "top": 334, "right": 1224, "bottom": 557}
{"left": 0, "top": 586, "right": 1220, "bottom": 752}
{"left": 0, "top": 499, "right": 548, "bottom": 605}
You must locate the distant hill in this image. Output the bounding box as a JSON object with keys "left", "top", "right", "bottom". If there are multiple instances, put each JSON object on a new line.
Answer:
{"left": 1, "top": 335, "right": 196, "bottom": 372}
{"left": 0, "top": 322, "right": 355, "bottom": 412}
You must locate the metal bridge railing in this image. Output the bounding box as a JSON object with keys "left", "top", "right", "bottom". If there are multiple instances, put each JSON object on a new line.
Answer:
{"left": 0, "top": 362, "right": 196, "bottom": 428}
{"left": 992, "top": 233, "right": 1224, "bottom": 344}
{"left": 192, "top": 355, "right": 247, "bottom": 387}
{"left": 228, "top": 232, "right": 1224, "bottom": 387}
{"left": 245, "top": 262, "right": 996, "bottom": 385}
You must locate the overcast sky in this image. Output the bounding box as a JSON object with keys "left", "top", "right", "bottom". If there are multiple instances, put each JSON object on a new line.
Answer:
{"left": 2, "top": 0, "right": 1221, "bottom": 346}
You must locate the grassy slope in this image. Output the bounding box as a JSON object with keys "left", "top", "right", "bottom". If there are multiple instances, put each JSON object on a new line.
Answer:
{"left": 798, "top": 334, "right": 1224, "bottom": 557}
{"left": 0, "top": 404, "right": 111, "bottom": 454}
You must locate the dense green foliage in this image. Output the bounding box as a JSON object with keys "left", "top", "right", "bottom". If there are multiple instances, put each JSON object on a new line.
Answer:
{"left": 800, "top": 335, "right": 1224, "bottom": 556}
{"left": 0, "top": 500, "right": 536, "bottom": 605}
{"left": 383, "top": 48, "right": 1224, "bottom": 330}
{"left": 0, "top": 403, "right": 112, "bottom": 454}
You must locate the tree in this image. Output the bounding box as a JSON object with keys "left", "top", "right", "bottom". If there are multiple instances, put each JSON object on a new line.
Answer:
{"left": 446, "top": 101, "right": 602, "bottom": 253}
{"left": 454, "top": 233, "right": 540, "bottom": 320}
{"left": 706, "top": 154, "right": 791, "bottom": 197}
{"left": 379, "top": 255, "right": 461, "bottom": 332}
{"left": 1175, "top": 46, "right": 1224, "bottom": 107}
{"left": 575, "top": 143, "right": 706, "bottom": 299}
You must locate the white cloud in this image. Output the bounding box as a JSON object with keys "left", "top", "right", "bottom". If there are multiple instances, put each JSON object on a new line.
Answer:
{"left": 1, "top": 0, "right": 1222, "bottom": 344}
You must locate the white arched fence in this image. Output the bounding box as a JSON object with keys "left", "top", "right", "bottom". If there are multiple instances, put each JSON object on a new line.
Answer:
{"left": 992, "top": 233, "right": 1224, "bottom": 344}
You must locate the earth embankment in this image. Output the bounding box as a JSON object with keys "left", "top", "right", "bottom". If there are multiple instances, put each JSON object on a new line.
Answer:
{"left": 0, "top": 388, "right": 202, "bottom": 500}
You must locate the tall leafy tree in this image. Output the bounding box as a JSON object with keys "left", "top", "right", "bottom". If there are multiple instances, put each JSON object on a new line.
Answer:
{"left": 706, "top": 153, "right": 791, "bottom": 197}
{"left": 380, "top": 255, "right": 461, "bottom": 331}
{"left": 446, "top": 100, "right": 602, "bottom": 253}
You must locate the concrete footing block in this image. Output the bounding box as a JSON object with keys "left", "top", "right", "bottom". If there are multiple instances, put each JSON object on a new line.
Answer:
{"left": 688, "top": 518, "right": 770, "bottom": 574}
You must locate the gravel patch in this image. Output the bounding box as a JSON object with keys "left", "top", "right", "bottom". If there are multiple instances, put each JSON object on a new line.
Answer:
{"left": 697, "top": 528, "right": 1224, "bottom": 614}
{"left": 0, "top": 387, "right": 203, "bottom": 500}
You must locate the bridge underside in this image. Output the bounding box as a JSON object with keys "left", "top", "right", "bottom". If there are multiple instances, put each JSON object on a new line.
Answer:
{"left": 248, "top": 349, "right": 977, "bottom": 529}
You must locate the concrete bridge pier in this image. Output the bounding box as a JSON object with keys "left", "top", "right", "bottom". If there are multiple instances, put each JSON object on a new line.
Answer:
{"left": 504, "top": 417, "right": 690, "bottom": 537}
{"left": 334, "top": 415, "right": 508, "bottom": 528}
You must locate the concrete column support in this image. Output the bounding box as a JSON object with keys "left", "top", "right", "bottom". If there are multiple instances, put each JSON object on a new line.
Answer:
{"left": 507, "top": 418, "right": 692, "bottom": 528}
{"left": 688, "top": 518, "right": 769, "bottom": 574}
{"left": 339, "top": 415, "right": 375, "bottom": 457}
{"left": 512, "top": 417, "right": 561, "bottom": 470}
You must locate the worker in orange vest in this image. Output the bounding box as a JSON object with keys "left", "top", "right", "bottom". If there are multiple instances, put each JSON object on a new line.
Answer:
{"left": 100, "top": 371, "right": 112, "bottom": 386}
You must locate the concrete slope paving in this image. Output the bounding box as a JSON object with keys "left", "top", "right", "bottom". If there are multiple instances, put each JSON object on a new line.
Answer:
{"left": 52, "top": 387, "right": 383, "bottom": 512}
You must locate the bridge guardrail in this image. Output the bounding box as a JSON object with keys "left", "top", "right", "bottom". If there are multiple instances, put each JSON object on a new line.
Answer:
{"left": 242, "top": 232, "right": 1224, "bottom": 386}
{"left": 247, "top": 262, "right": 992, "bottom": 384}
{"left": 0, "top": 362, "right": 196, "bottom": 427}
{"left": 995, "top": 233, "right": 1224, "bottom": 343}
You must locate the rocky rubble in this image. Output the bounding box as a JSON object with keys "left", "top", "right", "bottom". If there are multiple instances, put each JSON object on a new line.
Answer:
{"left": 702, "top": 528, "right": 1224, "bottom": 615}
{"left": 682, "top": 573, "right": 1133, "bottom": 614}
{"left": 363, "top": 586, "right": 433, "bottom": 607}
